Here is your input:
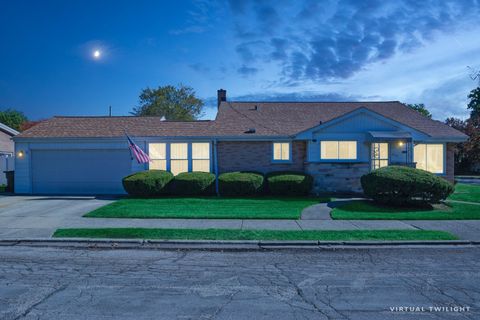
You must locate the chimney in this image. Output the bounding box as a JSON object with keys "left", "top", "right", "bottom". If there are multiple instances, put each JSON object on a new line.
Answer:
{"left": 217, "top": 89, "right": 227, "bottom": 108}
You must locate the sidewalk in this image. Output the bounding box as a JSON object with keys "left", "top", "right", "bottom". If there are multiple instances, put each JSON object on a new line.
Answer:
{"left": 2, "top": 216, "right": 480, "bottom": 241}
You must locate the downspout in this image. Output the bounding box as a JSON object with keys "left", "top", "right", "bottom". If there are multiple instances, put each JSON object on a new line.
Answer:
{"left": 213, "top": 138, "right": 219, "bottom": 196}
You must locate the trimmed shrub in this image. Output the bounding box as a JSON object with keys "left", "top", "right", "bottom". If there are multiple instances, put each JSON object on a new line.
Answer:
{"left": 360, "top": 166, "right": 454, "bottom": 206}
{"left": 218, "top": 171, "right": 264, "bottom": 196}
{"left": 122, "top": 170, "right": 173, "bottom": 197}
{"left": 266, "top": 171, "right": 313, "bottom": 195}
{"left": 170, "top": 172, "right": 216, "bottom": 196}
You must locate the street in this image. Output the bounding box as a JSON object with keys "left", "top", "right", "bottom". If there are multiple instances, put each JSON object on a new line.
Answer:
{"left": 0, "top": 246, "right": 479, "bottom": 319}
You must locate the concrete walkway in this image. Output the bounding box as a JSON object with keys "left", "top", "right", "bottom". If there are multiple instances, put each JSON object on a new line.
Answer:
{"left": 1, "top": 195, "right": 480, "bottom": 240}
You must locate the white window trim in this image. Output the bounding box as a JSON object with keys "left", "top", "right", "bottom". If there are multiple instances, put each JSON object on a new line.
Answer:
{"left": 319, "top": 140, "right": 358, "bottom": 161}
{"left": 272, "top": 142, "right": 292, "bottom": 163}
{"left": 414, "top": 142, "right": 446, "bottom": 175}
{"left": 148, "top": 142, "right": 212, "bottom": 173}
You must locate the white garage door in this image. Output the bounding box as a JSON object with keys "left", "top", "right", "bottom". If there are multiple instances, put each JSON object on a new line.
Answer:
{"left": 31, "top": 149, "right": 132, "bottom": 194}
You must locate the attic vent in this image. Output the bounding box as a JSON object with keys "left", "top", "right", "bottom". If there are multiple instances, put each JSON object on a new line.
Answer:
{"left": 319, "top": 120, "right": 323, "bottom": 124}
{"left": 160, "top": 116, "right": 166, "bottom": 121}
{"left": 250, "top": 105, "right": 258, "bottom": 111}
{"left": 245, "top": 128, "right": 256, "bottom": 134}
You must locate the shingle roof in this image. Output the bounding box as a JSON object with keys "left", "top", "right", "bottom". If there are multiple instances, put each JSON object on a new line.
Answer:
{"left": 15, "top": 101, "right": 467, "bottom": 140}
{"left": 15, "top": 117, "right": 214, "bottom": 138}
{"left": 213, "top": 101, "right": 468, "bottom": 139}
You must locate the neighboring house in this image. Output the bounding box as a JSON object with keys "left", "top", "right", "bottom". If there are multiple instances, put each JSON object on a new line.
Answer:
{"left": 0, "top": 122, "right": 18, "bottom": 186}
{"left": 13, "top": 90, "right": 468, "bottom": 194}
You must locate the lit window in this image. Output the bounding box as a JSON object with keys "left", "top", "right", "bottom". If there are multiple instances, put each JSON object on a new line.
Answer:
{"left": 170, "top": 143, "right": 188, "bottom": 175}
{"left": 414, "top": 144, "right": 444, "bottom": 173}
{"left": 273, "top": 142, "right": 291, "bottom": 161}
{"left": 321, "top": 141, "right": 357, "bottom": 160}
{"left": 149, "top": 143, "right": 166, "bottom": 170}
{"left": 192, "top": 143, "right": 210, "bottom": 172}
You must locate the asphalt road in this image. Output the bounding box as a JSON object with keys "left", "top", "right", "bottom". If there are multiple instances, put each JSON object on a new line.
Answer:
{"left": 1, "top": 246, "right": 479, "bottom": 320}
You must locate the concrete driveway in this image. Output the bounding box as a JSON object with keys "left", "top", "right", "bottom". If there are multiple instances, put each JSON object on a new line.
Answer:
{"left": 0, "top": 195, "right": 114, "bottom": 238}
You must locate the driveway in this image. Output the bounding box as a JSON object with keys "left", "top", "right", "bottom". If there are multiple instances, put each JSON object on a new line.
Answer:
{"left": 0, "top": 196, "right": 114, "bottom": 238}
{"left": 0, "top": 245, "right": 478, "bottom": 319}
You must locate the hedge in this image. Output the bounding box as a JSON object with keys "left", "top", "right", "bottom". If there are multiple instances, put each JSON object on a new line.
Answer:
{"left": 122, "top": 170, "right": 173, "bottom": 197}
{"left": 218, "top": 171, "right": 264, "bottom": 196}
{"left": 170, "top": 172, "right": 216, "bottom": 195}
{"left": 266, "top": 171, "right": 313, "bottom": 195}
{"left": 360, "top": 166, "right": 454, "bottom": 206}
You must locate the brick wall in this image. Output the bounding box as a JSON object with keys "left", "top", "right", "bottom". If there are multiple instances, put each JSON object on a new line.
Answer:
{"left": 0, "top": 131, "right": 14, "bottom": 154}
{"left": 445, "top": 143, "right": 455, "bottom": 183}
{"left": 217, "top": 141, "right": 306, "bottom": 173}
{"left": 306, "top": 162, "right": 370, "bottom": 194}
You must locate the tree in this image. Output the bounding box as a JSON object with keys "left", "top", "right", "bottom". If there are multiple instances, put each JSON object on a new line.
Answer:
{"left": 406, "top": 103, "right": 432, "bottom": 118}
{"left": 445, "top": 117, "right": 469, "bottom": 173}
{"left": 467, "top": 87, "right": 480, "bottom": 117}
{"left": 0, "top": 108, "right": 28, "bottom": 131}
{"left": 131, "top": 84, "right": 204, "bottom": 120}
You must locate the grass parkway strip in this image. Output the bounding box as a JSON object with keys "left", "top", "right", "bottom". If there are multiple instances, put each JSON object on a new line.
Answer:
{"left": 53, "top": 228, "right": 458, "bottom": 241}
{"left": 84, "top": 197, "right": 330, "bottom": 219}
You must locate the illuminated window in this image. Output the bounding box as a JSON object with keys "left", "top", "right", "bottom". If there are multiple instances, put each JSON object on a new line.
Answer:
{"left": 321, "top": 141, "right": 357, "bottom": 160}
{"left": 149, "top": 143, "right": 166, "bottom": 170}
{"left": 273, "top": 142, "right": 291, "bottom": 161}
{"left": 192, "top": 143, "right": 210, "bottom": 172}
{"left": 170, "top": 143, "right": 188, "bottom": 175}
{"left": 414, "top": 144, "right": 444, "bottom": 173}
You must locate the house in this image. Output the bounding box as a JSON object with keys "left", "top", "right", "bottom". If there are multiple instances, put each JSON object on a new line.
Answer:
{"left": 13, "top": 90, "right": 468, "bottom": 194}
{"left": 0, "top": 122, "right": 18, "bottom": 186}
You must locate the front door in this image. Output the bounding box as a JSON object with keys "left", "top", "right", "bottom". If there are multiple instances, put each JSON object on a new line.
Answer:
{"left": 371, "top": 143, "right": 389, "bottom": 170}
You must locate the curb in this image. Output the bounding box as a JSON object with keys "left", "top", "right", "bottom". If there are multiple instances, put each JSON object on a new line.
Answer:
{"left": 1, "top": 238, "right": 479, "bottom": 250}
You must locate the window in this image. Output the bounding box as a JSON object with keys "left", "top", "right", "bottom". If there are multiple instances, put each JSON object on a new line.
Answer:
{"left": 149, "top": 143, "right": 166, "bottom": 170}
{"left": 273, "top": 142, "right": 291, "bottom": 161}
{"left": 371, "top": 143, "right": 389, "bottom": 170}
{"left": 321, "top": 141, "right": 357, "bottom": 160}
{"left": 192, "top": 143, "right": 210, "bottom": 172}
{"left": 148, "top": 142, "right": 211, "bottom": 175}
{"left": 170, "top": 143, "right": 188, "bottom": 175}
{"left": 414, "top": 144, "right": 444, "bottom": 173}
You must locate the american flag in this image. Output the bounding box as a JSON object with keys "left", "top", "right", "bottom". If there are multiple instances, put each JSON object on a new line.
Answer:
{"left": 126, "top": 134, "right": 150, "bottom": 164}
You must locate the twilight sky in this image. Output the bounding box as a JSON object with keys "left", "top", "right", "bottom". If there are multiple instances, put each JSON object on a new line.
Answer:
{"left": 1, "top": 0, "right": 479, "bottom": 122}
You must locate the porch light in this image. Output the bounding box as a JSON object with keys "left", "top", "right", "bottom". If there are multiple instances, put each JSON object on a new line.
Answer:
{"left": 17, "top": 151, "right": 25, "bottom": 159}
{"left": 398, "top": 141, "right": 404, "bottom": 147}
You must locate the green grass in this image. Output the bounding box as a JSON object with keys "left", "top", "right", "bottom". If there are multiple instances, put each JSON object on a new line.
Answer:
{"left": 331, "top": 200, "right": 480, "bottom": 220}
{"left": 448, "top": 183, "right": 480, "bottom": 203}
{"left": 53, "top": 228, "right": 457, "bottom": 241}
{"left": 85, "top": 197, "right": 330, "bottom": 219}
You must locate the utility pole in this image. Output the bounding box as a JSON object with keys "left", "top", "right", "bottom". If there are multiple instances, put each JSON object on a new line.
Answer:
{"left": 109, "top": 106, "right": 112, "bottom": 117}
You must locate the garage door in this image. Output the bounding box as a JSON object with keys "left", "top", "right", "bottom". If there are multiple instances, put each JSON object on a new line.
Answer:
{"left": 31, "top": 149, "right": 132, "bottom": 194}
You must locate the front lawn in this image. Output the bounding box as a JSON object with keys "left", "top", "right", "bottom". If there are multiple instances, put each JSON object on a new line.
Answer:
{"left": 448, "top": 183, "right": 480, "bottom": 203}
{"left": 85, "top": 197, "right": 330, "bottom": 219}
{"left": 53, "top": 228, "right": 457, "bottom": 241}
{"left": 331, "top": 201, "right": 480, "bottom": 220}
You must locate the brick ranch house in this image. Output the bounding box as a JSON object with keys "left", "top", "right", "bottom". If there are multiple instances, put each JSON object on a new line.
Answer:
{"left": 13, "top": 90, "right": 467, "bottom": 195}
{"left": 0, "top": 122, "right": 18, "bottom": 186}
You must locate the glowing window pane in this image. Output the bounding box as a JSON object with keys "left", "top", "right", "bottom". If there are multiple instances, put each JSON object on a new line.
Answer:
{"left": 170, "top": 143, "right": 188, "bottom": 159}
{"left": 273, "top": 142, "right": 290, "bottom": 161}
{"left": 192, "top": 160, "right": 210, "bottom": 172}
{"left": 321, "top": 141, "right": 338, "bottom": 159}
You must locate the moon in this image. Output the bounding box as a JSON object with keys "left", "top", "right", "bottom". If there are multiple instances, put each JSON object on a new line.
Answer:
{"left": 93, "top": 50, "right": 101, "bottom": 59}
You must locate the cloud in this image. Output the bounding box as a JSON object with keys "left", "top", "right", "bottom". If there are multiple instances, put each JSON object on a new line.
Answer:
{"left": 237, "top": 65, "right": 258, "bottom": 76}
{"left": 227, "top": 0, "right": 480, "bottom": 81}
{"left": 169, "top": 0, "right": 218, "bottom": 35}
{"left": 189, "top": 63, "right": 211, "bottom": 73}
